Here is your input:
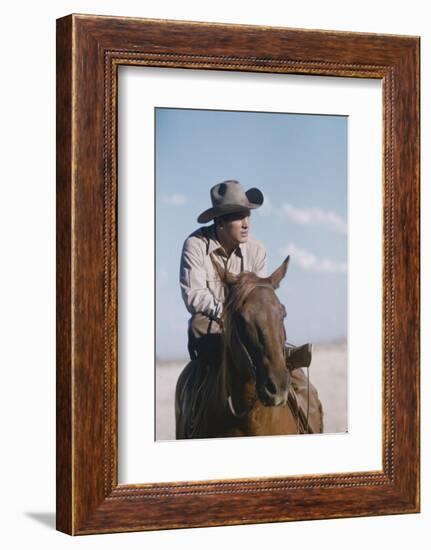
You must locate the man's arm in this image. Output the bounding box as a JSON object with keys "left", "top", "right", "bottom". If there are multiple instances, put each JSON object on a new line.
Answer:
{"left": 179, "top": 237, "right": 223, "bottom": 318}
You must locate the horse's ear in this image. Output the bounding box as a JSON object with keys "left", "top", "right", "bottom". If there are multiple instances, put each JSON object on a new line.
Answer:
{"left": 212, "top": 257, "right": 238, "bottom": 286}
{"left": 268, "top": 255, "right": 290, "bottom": 289}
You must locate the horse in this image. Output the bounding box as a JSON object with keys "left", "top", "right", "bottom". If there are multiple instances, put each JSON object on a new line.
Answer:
{"left": 175, "top": 255, "right": 323, "bottom": 439}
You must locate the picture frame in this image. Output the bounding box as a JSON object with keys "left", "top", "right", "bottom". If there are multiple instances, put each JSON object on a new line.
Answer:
{"left": 56, "top": 14, "right": 420, "bottom": 535}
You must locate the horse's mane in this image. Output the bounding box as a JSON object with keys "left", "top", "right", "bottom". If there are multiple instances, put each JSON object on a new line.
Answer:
{"left": 220, "top": 271, "right": 269, "bottom": 322}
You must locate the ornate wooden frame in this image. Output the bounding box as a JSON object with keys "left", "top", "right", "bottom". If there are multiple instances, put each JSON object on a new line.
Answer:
{"left": 56, "top": 14, "right": 420, "bottom": 535}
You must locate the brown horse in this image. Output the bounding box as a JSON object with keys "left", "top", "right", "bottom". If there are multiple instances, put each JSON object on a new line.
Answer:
{"left": 175, "top": 256, "right": 322, "bottom": 439}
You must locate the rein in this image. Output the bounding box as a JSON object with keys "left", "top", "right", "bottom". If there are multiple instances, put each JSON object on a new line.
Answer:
{"left": 227, "top": 318, "right": 257, "bottom": 418}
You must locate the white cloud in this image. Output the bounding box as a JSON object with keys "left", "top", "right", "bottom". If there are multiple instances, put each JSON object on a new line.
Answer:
{"left": 255, "top": 194, "right": 347, "bottom": 234}
{"left": 161, "top": 193, "right": 189, "bottom": 206}
{"left": 282, "top": 203, "right": 347, "bottom": 234}
{"left": 280, "top": 243, "right": 347, "bottom": 273}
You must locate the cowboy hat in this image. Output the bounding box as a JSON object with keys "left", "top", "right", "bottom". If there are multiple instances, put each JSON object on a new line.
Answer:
{"left": 197, "top": 180, "right": 264, "bottom": 223}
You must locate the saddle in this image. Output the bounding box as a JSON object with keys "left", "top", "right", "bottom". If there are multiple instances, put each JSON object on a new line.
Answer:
{"left": 285, "top": 342, "right": 312, "bottom": 370}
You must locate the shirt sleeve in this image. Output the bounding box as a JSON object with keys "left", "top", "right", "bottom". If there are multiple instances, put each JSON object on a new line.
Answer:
{"left": 254, "top": 241, "right": 268, "bottom": 277}
{"left": 179, "top": 237, "right": 222, "bottom": 318}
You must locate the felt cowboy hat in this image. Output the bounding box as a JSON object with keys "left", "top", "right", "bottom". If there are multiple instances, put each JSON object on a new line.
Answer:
{"left": 197, "top": 180, "right": 264, "bottom": 223}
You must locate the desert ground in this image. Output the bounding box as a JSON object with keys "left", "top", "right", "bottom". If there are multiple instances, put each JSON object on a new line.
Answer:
{"left": 156, "top": 341, "right": 347, "bottom": 440}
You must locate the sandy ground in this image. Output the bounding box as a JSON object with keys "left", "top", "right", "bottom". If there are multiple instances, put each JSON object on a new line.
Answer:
{"left": 156, "top": 341, "right": 347, "bottom": 440}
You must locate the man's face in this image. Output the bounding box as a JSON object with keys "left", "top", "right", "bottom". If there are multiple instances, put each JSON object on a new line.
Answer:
{"left": 220, "top": 210, "right": 251, "bottom": 244}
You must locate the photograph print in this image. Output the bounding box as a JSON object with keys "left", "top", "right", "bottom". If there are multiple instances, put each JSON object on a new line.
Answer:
{"left": 155, "top": 107, "right": 348, "bottom": 441}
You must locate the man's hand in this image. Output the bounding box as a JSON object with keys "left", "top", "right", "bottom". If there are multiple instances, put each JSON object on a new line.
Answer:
{"left": 209, "top": 313, "right": 224, "bottom": 329}
{"left": 213, "top": 316, "right": 224, "bottom": 329}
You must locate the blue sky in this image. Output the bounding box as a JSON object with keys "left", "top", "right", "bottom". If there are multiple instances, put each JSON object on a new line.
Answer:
{"left": 155, "top": 108, "right": 347, "bottom": 360}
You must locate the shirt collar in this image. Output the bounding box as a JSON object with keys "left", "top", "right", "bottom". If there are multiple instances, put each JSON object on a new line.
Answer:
{"left": 206, "top": 224, "right": 244, "bottom": 258}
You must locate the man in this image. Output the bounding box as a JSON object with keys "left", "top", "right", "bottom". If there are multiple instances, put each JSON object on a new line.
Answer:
{"left": 179, "top": 180, "right": 322, "bottom": 431}
{"left": 180, "top": 180, "right": 265, "bottom": 367}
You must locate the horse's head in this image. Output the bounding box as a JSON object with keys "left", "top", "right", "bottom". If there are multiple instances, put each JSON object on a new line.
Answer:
{"left": 214, "top": 256, "right": 291, "bottom": 407}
